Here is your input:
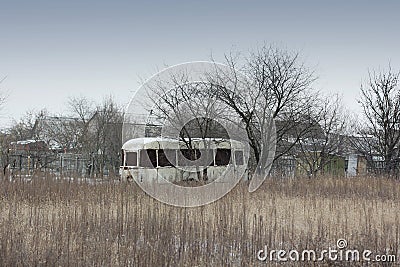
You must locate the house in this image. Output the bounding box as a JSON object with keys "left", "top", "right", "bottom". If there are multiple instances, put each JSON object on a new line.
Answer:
{"left": 9, "top": 139, "right": 48, "bottom": 154}
{"left": 33, "top": 115, "right": 84, "bottom": 152}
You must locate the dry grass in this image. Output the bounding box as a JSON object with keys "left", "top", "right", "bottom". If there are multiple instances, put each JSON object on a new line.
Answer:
{"left": 0, "top": 175, "right": 399, "bottom": 266}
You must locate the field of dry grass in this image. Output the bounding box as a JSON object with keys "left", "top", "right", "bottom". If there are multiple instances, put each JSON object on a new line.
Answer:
{"left": 0, "top": 175, "right": 399, "bottom": 266}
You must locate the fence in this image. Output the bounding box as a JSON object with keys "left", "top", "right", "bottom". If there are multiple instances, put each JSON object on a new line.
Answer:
{"left": 6, "top": 152, "right": 114, "bottom": 177}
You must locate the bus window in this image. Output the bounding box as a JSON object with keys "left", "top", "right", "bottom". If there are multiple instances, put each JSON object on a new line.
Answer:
{"left": 235, "top": 150, "right": 244, "bottom": 166}
{"left": 139, "top": 149, "right": 157, "bottom": 168}
{"left": 215, "top": 149, "right": 231, "bottom": 166}
{"left": 178, "top": 149, "right": 200, "bottom": 166}
{"left": 199, "top": 149, "right": 214, "bottom": 166}
{"left": 121, "top": 150, "right": 125, "bottom": 166}
{"left": 125, "top": 152, "right": 137, "bottom": 166}
{"left": 158, "top": 149, "right": 176, "bottom": 167}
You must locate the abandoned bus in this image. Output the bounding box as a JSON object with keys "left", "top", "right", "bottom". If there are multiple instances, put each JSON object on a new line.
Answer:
{"left": 120, "top": 137, "right": 247, "bottom": 183}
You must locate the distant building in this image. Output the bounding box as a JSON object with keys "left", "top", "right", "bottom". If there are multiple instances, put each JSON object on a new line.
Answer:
{"left": 33, "top": 115, "right": 83, "bottom": 152}
{"left": 9, "top": 139, "right": 48, "bottom": 155}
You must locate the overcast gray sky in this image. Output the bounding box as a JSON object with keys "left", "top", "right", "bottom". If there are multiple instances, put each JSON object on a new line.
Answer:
{"left": 0, "top": 0, "right": 399, "bottom": 127}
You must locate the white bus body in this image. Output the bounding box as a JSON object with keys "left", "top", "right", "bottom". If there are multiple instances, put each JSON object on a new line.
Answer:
{"left": 120, "top": 137, "right": 248, "bottom": 183}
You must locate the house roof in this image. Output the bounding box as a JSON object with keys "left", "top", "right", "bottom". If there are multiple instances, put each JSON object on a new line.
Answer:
{"left": 10, "top": 139, "right": 45, "bottom": 145}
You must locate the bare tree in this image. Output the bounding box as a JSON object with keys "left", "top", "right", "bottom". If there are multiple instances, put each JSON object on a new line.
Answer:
{"left": 0, "top": 76, "right": 7, "bottom": 110}
{"left": 39, "top": 115, "right": 85, "bottom": 152}
{"left": 88, "top": 96, "right": 124, "bottom": 176}
{"left": 148, "top": 74, "right": 230, "bottom": 182}
{"left": 68, "top": 96, "right": 95, "bottom": 124}
{"left": 151, "top": 80, "right": 227, "bottom": 138}
{"left": 10, "top": 109, "right": 48, "bottom": 141}
{"left": 296, "top": 94, "right": 347, "bottom": 177}
{"left": 144, "top": 45, "right": 318, "bottom": 181}
{"left": 5, "top": 110, "right": 50, "bottom": 174}
{"left": 0, "top": 76, "right": 10, "bottom": 174}
{"left": 353, "top": 66, "right": 400, "bottom": 175}
{"left": 67, "top": 96, "right": 95, "bottom": 154}
{"left": 211, "top": 45, "right": 317, "bottom": 173}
